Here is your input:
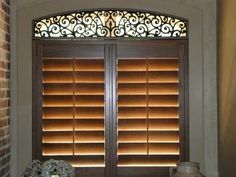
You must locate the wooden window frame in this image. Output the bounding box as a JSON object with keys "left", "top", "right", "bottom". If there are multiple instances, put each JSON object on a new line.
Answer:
{"left": 32, "top": 39, "right": 189, "bottom": 177}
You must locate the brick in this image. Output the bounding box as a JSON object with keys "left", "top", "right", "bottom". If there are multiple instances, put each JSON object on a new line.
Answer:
{"left": 0, "top": 154, "right": 10, "bottom": 168}
{"left": 0, "top": 118, "right": 8, "bottom": 127}
{"left": 4, "top": 0, "right": 9, "bottom": 6}
{"left": 0, "top": 0, "right": 10, "bottom": 175}
{"left": 0, "top": 145, "right": 9, "bottom": 155}
{"left": 1, "top": 2, "right": 10, "bottom": 14}
{"left": 0, "top": 126, "right": 9, "bottom": 137}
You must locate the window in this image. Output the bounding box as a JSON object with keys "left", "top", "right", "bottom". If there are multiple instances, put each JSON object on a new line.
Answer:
{"left": 33, "top": 10, "right": 188, "bottom": 177}
{"left": 34, "top": 10, "right": 187, "bottom": 38}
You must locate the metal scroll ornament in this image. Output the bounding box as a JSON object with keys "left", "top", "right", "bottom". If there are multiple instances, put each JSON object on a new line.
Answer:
{"left": 34, "top": 10, "right": 187, "bottom": 38}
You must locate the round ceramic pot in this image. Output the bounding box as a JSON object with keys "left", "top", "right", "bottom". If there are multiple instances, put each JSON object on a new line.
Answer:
{"left": 170, "top": 162, "right": 205, "bottom": 177}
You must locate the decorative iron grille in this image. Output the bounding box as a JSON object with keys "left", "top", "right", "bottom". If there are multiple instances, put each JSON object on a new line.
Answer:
{"left": 34, "top": 10, "right": 187, "bottom": 38}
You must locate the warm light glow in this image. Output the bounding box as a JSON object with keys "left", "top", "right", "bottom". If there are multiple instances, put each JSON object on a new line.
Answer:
{"left": 118, "top": 141, "right": 179, "bottom": 143}
{"left": 75, "top": 141, "right": 105, "bottom": 143}
{"left": 118, "top": 164, "right": 177, "bottom": 167}
{"left": 149, "top": 140, "right": 179, "bottom": 143}
{"left": 72, "top": 164, "right": 105, "bottom": 167}
{"left": 118, "top": 129, "right": 179, "bottom": 131}
{"left": 43, "top": 128, "right": 72, "bottom": 131}
{"left": 42, "top": 140, "right": 73, "bottom": 143}
{"left": 148, "top": 128, "right": 179, "bottom": 131}
{"left": 118, "top": 153, "right": 146, "bottom": 155}
{"left": 43, "top": 153, "right": 73, "bottom": 156}
{"left": 43, "top": 104, "right": 104, "bottom": 107}
{"left": 118, "top": 152, "right": 179, "bottom": 155}
{"left": 75, "top": 153, "right": 105, "bottom": 155}
{"left": 149, "top": 152, "right": 179, "bottom": 155}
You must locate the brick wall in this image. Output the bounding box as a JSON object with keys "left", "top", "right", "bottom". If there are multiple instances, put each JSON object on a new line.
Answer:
{"left": 0, "top": 0, "right": 10, "bottom": 176}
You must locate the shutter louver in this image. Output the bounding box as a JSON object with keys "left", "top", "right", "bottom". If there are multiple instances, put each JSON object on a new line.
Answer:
{"left": 117, "top": 58, "right": 180, "bottom": 167}
{"left": 42, "top": 58, "right": 105, "bottom": 167}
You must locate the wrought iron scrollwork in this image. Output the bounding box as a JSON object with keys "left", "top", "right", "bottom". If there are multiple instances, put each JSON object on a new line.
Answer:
{"left": 34, "top": 10, "right": 187, "bottom": 38}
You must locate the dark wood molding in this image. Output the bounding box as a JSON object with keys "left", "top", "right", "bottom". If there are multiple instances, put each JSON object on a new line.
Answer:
{"left": 105, "top": 44, "right": 118, "bottom": 177}
{"left": 32, "top": 41, "right": 43, "bottom": 160}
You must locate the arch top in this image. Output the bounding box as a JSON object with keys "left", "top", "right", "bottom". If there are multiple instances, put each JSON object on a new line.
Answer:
{"left": 34, "top": 9, "right": 188, "bottom": 38}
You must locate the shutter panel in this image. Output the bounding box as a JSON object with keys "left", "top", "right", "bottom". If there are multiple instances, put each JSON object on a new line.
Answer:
{"left": 42, "top": 56, "right": 105, "bottom": 167}
{"left": 117, "top": 47, "right": 181, "bottom": 168}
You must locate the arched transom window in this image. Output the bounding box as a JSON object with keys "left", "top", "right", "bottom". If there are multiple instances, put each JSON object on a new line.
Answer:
{"left": 34, "top": 10, "right": 187, "bottom": 38}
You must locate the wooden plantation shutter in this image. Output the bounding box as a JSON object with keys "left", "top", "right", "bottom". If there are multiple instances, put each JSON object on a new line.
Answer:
{"left": 33, "top": 40, "right": 188, "bottom": 177}
{"left": 36, "top": 44, "right": 106, "bottom": 176}
{"left": 116, "top": 42, "right": 187, "bottom": 177}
